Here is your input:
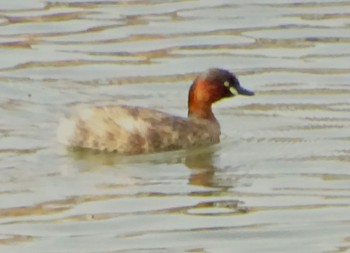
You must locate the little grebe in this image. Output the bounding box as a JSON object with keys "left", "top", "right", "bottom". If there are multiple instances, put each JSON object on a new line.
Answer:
{"left": 57, "top": 68, "right": 254, "bottom": 154}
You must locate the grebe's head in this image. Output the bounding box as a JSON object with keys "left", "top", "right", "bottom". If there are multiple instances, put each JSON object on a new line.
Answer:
{"left": 188, "top": 68, "right": 254, "bottom": 121}
{"left": 189, "top": 68, "right": 254, "bottom": 106}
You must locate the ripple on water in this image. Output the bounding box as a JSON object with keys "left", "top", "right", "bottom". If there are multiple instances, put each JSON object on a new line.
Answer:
{"left": 0, "top": 0, "right": 45, "bottom": 11}
{"left": 46, "top": 35, "right": 255, "bottom": 53}
{"left": 244, "top": 27, "right": 350, "bottom": 40}
{"left": 0, "top": 20, "right": 119, "bottom": 36}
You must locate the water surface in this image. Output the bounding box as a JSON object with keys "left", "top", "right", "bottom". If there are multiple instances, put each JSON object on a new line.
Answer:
{"left": 0, "top": 0, "right": 350, "bottom": 252}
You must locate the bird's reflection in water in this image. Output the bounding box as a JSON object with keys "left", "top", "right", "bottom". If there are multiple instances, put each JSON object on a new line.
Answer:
{"left": 184, "top": 146, "right": 218, "bottom": 187}
{"left": 62, "top": 145, "right": 223, "bottom": 188}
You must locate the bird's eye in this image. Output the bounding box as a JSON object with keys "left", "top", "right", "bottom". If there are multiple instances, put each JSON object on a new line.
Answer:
{"left": 224, "top": 81, "right": 230, "bottom": 87}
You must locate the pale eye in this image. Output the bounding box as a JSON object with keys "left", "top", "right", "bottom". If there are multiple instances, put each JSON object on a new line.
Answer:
{"left": 224, "top": 81, "right": 230, "bottom": 87}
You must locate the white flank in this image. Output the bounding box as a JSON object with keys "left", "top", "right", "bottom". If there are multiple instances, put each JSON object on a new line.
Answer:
{"left": 113, "top": 115, "right": 150, "bottom": 136}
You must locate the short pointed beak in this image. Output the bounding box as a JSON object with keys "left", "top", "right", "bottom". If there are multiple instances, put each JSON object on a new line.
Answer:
{"left": 236, "top": 85, "right": 254, "bottom": 96}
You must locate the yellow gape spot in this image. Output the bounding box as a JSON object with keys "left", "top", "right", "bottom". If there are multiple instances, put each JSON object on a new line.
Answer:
{"left": 229, "top": 86, "right": 239, "bottom": 96}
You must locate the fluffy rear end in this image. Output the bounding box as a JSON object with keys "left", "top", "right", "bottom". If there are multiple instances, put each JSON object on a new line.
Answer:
{"left": 56, "top": 115, "right": 79, "bottom": 147}
{"left": 56, "top": 105, "right": 152, "bottom": 153}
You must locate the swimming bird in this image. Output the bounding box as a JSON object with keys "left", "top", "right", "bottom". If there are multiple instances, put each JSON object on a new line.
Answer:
{"left": 57, "top": 68, "right": 254, "bottom": 154}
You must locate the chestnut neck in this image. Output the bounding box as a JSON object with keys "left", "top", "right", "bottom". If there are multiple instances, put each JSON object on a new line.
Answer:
{"left": 188, "top": 102, "right": 216, "bottom": 122}
{"left": 187, "top": 80, "right": 218, "bottom": 123}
